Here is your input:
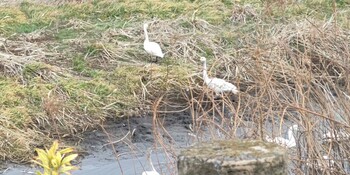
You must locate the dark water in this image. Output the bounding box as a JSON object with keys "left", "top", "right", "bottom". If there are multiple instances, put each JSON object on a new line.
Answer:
{"left": 3, "top": 110, "right": 339, "bottom": 175}
{"left": 2, "top": 112, "right": 193, "bottom": 175}
{"left": 2, "top": 153, "right": 173, "bottom": 175}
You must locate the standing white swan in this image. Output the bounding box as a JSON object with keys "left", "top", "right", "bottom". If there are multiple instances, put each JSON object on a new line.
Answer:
{"left": 143, "top": 23, "right": 164, "bottom": 62}
{"left": 322, "top": 130, "right": 350, "bottom": 142}
{"left": 141, "top": 150, "right": 160, "bottom": 175}
{"left": 265, "top": 125, "right": 298, "bottom": 148}
{"left": 200, "top": 57, "right": 239, "bottom": 96}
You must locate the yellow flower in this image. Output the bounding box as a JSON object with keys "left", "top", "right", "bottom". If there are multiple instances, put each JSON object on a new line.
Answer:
{"left": 33, "top": 140, "right": 78, "bottom": 175}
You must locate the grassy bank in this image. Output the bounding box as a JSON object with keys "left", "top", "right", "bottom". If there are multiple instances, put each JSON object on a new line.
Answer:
{"left": 0, "top": 1, "right": 350, "bottom": 173}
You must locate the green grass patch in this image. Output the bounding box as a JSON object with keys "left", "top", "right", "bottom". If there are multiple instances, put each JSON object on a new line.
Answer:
{"left": 58, "top": 66, "right": 145, "bottom": 117}
{"left": 112, "top": 65, "right": 143, "bottom": 96}
{"left": 2, "top": 0, "right": 349, "bottom": 36}
{"left": 55, "top": 28, "right": 81, "bottom": 40}
{"left": 72, "top": 55, "right": 99, "bottom": 77}
{"left": 0, "top": 77, "right": 47, "bottom": 128}
{"left": 20, "top": 2, "right": 58, "bottom": 21}
{"left": 23, "top": 63, "right": 49, "bottom": 80}
{"left": 9, "top": 22, "right": 48, "bottom": 33}
{"left": 85, "top": 43, "right": 104, "bottom": 56}
{"left": 72, "top": 56, "right": 88, "bottom": 71}
{"left": 0, "top": 78, "right": 27, "bottom": 109}
{"left": 0, "top": 8, "right": 27, "bottom": 26}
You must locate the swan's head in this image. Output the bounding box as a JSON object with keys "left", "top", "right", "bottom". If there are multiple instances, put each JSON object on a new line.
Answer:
{"left": 200, "top": 57, "right": 206, "bottom": 62}
{"left": 290, "top": 125, "right": 298, "bottom": 132}
{"left": 143, "top": 23, "right": 149, "bottom": 29}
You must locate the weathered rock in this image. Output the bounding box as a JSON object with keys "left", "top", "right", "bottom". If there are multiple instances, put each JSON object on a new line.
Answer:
{"left": 178, "top": 140, "right": 287, "bottom": 175}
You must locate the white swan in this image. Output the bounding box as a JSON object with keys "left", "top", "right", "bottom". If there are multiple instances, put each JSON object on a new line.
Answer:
{"left": 266, "top": 125, "right": 298, "bottom": 148}
{"left": 306, "top": 155, "right": 335, "bottom": 171}
{"left": 143, "top": 23, "right": 164, "bottom": 62}
{"left": 200, "top": 57, "right": 238, "bottom": 96}
{"left": 322, "top": 130, "right": 350, "bottom": 142}
{"left": 141, "top": 150, "right": 160, "bottom": 175}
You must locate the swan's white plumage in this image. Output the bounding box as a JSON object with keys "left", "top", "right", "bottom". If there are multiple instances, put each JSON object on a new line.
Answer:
{"left": 200, "top": 57, "right": 238, "bottom": 95}
{"left": 266, "top": 125, "right": 298, "bottom": 148}
{"left": 265, "top": 136, "right": 296, "bottom": 148}
{"left": 144, "top": 41, "right": 164, "bottom": 58}
{"left": 143, "top": 23, "right": 164, "bottom": 59}
{"left": 141, "top": 150, "right": 160, "bottom": 175}
{"left": 305, "top": 155, "right": 335, "bottom": 170}
{"left": 322, "top": 130, "right": 350, "bottom": 142}
{"left": 142, "top": 171, "right": 160, "bottom": 175}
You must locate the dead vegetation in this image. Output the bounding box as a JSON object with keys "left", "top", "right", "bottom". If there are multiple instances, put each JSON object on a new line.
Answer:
{"left": 0, "top": 0, "right": 350, "bottom": 174}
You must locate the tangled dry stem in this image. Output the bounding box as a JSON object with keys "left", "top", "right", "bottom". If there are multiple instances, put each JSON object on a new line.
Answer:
{"left": 148, "top": 19, "right": 350, "bottom": 174}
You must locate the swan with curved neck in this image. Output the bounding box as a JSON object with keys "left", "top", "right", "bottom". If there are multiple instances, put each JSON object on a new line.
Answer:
{"left": 266, "top": 125, "right": 298, "bottom": 148}
{"left": 141, "top": 149, "right": 160, "bottom": 175}
{"left": 200, "top": 57, "right": 238, "bottom": 95}
{"left": 143, "top": 23, "right": 164, "bottom": 62}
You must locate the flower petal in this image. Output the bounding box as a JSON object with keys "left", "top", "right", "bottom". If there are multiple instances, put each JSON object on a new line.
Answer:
{"left": 59, "top": 165, "right": 78, "bottom": 174}
{"left": 61, "top": 154, "right": 78, "bottom": 165}
{"left": 48, "top": 140, "right": 59, "bottom": 159}
{"left": 59, "top": 148, "right": 74, "bottom": 155}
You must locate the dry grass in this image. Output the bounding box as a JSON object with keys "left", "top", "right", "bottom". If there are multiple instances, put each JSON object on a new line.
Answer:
{"left": 145, "top": 3, "right": 350, "bottom": 175}
{"left": 0, "top": 0, "right": 350, "bottom": 174}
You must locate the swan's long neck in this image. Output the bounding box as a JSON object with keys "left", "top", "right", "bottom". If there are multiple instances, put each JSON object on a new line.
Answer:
{"left": 144, "top": 25, "right": 149, "bottom": 42}
{"left": 288, "top": 128, "right": 295, "bottom": 142}
{"left": 149, "top": 154, "right": 156, "bottom": 171}
{"left": 202, "top": 61, "right": 210, "bottom": 84}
